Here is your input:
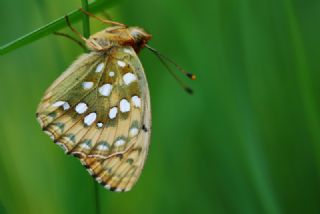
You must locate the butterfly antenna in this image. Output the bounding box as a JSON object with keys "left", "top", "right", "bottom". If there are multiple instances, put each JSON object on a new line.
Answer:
{"left": 145, "top": 45, "right": 196, "bottom": 80}
{"left": 145, "top": 45, "right": 194, "bottom": 94}
{"left": 145, "top": 45, "right": 195, "bottom": 94}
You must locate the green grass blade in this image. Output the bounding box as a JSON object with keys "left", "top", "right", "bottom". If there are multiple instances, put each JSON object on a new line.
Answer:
{"left": 0, "top": 0, "right": 118, "bottom": 55}
{"left": 79, "top": 1, "right": 100, "bottom": 213}
{"left": 81, "top": 0, "right": 90, "bottom": 39}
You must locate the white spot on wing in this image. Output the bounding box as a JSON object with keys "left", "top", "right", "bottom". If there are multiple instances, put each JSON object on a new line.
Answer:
{"left": 124, "top": 48, "right": 132, "bottom": 54}
{"left": 114, "top": 139, "right": 125, "bottom": 147}
{"left": 52, "top": 101, "right": 70, "bottom": 110}
{"left": 62, "top": 102, "right": 70, "bottom": 110}
{"left": 120, "top": 99, "right": 130, "bottom": 113}
{"left": 97, "top": 122, "right": 103, "bottom": 128}
{"left": 82, "top": 81, "right": 94, "bottom": 89}
{"left": 131, "top": 96, "right": 141, "bottom": 108}
{"left": 96, "top": 177, "right": 103, "bottom": 183}
{"left": 109, "top": 71, "right": 115, "bottom": 77}
{"left": 52, "top": 101, "right": 65, "bottom": 107}
{"left": 129, "top": 128, "right": 139, "bottom": 137}
{"left": 124, "top": 187, "right": 131, "bottom": 192}
{"left": 56, "top": 142, "right": 68, "bottom": 153}
{"left": 99, "top": 84, "right": 112, "bottom": 96}
{"left": 87, "top": 168, "right": 93, "bottom": 175}
{"left": 36, "top": 116, "right": 44, "bottom": 126}
{"left": 117, "top": 60, "right": 126, "bottom": 67}
{"left": 44, "top": 130, "right": 55, "bottom": 140}
{"left": 96, "top": 63, "right": 105, "bottom": 73}
{"left": 80, "top": 143, "right": 91, "bottom": 149}
{"left": 75, "top": 103, "right": 88, "bottom": 114}
{"left": 80, "top": 159, "right": 86, "bottom": 165}
{"left": 123, "top": 73, "right": 137, "bottom": 85}
{"left": 97, "top": 144, "right": 109, "bottom": 151}
{"left": 109, "top": 107, "right": 118, "bottom": 119}
{"left": 84, "top": 112, "right": 97, "bottom": 126}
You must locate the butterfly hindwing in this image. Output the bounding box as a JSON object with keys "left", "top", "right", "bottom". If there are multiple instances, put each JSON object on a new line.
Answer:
{"left": 81, "top": 82, "right": 151, "bottom": 192}
{"left": 36, "top": 46, "right": 151, "bottom": 191}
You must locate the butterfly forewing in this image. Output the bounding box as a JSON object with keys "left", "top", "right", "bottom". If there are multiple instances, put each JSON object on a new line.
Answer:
{"left": 36, "top": 46, "right": 151, "bottom": 191}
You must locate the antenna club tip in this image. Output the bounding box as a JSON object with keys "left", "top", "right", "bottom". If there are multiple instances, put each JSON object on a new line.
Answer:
{"left": 187, "top": 73, "right": 197, "bottom": 80}
{"left": 185, "top": 87, "right": 194, "bottom": 95}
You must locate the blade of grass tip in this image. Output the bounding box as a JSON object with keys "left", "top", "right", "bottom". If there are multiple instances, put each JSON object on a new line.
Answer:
{"left": 0, "top": 0, "right": 120, "bottom": 55}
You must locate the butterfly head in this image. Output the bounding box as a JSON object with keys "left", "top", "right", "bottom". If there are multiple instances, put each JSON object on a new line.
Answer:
{"left": 127, "top": 27, "right": 152, "bottom": 52}
{"left": 88, "top": 26, "right": 152, "bottom": 52}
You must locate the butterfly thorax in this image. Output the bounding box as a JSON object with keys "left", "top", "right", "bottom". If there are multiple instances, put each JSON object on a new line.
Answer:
{"left": 88, "top": 26, "right": 152, "bottom": 53}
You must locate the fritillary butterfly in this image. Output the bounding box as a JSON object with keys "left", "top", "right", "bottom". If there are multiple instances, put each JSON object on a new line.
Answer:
{"left": 37, "top": 14, "right": 152, "bottom": 192}
{"left": 37, "top": 9, "right": 194, "bottom": 192}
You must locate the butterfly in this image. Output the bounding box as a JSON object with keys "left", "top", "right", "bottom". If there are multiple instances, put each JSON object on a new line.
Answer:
{"left": 36, "top": 9, "right": 195, "bottom": 192}
{"left": 36, "top": 12, "right": 153, "bottom": 192}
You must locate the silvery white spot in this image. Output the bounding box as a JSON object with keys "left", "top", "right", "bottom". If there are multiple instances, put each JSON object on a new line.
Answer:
{"left": 52, "top": 101, "right": 66, "bottom": 107}
{"left": 75, "top": 102, "right": 88, "bottom": 114}
{"left": 99, "top": 84, "right": 112, "bottom": 96}
{"left": 115, "top": 139, "right": 125, "bottom": 146}
{"left": 109, "top": 107, "right": 118, "bottom": 119}
{"left": 129, "top": 128, "right": 139, "bottom": 137}
{"left": 82, "top": 81, "right": 94, "bottom": 89}
{"left": 123, "top": 73, "right": 137, "bottom": 85}
{"left": 131, "top": 96, "right": 141, "bottom": 108}
{"left": 117, "top": 60, "right": 126, "bottom": 67}
{"left": 87, "top": 168, "right": 93, "bottom": 175}
{"left": 97, "top": 122, "right": 103, "bottom": 128}
{"left": 96, "top": 177, "right": 102, "bottom": 183}
{"left": 120, "top": 99, "right": 130, "bottom": 113}
{"left": 109, "top": 71, "right": 115, "bottom": 77}
{"left": 62, "top": 102, "right": 70, "bottom": 110}
{"left": 80, "top": 159, "right": 86, "bottom": 165}
{"left": 104, "top": 184, "right": 111, "bottom": 189}
{"left": 44, "top": 130, "right": 55, "bottom": 140}
{"left": 36, "top": 117, "right": 43, "bottom": 126}
{"left": 124, "top": 48, "right": 132, "bottom": 54}
{"left": 97, "top": 144, "right": 109, "bottom": 151}
{"left": 115, "top": 188, "right": 122, "bottom": 192}
{"left": 96, "top": 63, "right": 105, "bottom": 73}
{"left": 84, "top": 112, "right": 97, "bottom": 126}
{"left": 80, "top": 143, "right": 91, "bottom": 149}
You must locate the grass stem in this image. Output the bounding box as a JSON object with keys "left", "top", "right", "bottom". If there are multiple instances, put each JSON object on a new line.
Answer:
{"left": 0, "top": 0, "right": 119, "bottom": 55}
{"left": 81, "top": 0, "right": 90, "bottom": 39}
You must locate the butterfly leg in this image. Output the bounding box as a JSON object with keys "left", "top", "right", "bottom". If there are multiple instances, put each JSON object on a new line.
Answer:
{"left": 101, "top": 11, "right": 113, "bottom": 21}
{"left": 79, "top": 8, "right": 126, "bottom": 27}
{"left": 53, "top": 32, "right": 87, "bottom": 51}
{"left": 65, "top": 15, "right": 103, "bottom": 51}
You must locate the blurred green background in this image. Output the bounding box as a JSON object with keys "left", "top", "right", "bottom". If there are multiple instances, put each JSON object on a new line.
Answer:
{"left": 1, "top": 0, "right": 320, "bottom": 213}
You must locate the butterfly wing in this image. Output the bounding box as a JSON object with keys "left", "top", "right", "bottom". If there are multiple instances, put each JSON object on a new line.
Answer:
{"left": 81, "top": 95, "right": 151, "bottom": 192}
{"left": 36, "top": 46, "right": 151, "bottom": 191}
{"left": 37, "top": 52, "right": 106, "bottom": 152}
